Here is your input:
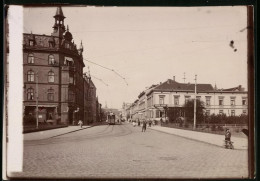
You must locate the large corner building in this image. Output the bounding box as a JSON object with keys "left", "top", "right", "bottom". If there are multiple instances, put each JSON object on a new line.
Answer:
{"left": 23, "top": 7, "right": 98, "bottom": 125}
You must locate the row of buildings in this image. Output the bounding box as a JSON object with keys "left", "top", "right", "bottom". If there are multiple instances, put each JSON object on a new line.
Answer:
{"left": 122, "top": 76, "right": 248, "bottom": 122}
{"left": 21, "top": 7, "right": 101, "bottom": 125}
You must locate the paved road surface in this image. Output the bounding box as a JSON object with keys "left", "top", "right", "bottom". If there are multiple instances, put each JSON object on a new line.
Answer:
{"left": 10, "top": 123, "right": 248, "bottom": 179}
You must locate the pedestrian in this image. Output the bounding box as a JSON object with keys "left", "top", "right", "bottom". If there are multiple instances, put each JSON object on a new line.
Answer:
{"left": 149, "top": 120, "right": 152, "bottom": 127}
{"left": 225, "top": 128, "right": 231, "bottom": 142}
{"left": 138, "top": 119, "right": 140, "bottom": 126}
{"left": 78, "top": 120, "right": 83, "bottom": 128}
{"left": 142, "top": 120, "right": 147, "bottom": 132}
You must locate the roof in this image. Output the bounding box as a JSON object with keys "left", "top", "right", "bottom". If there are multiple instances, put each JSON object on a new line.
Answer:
{"left": 54, "top": 6, "right": 65, "bottom": 18}
{"left": 220, "top": 85, "right": 244, "bottom": 91}
{"left": 149, "top": 79, "right": 214, "bottom": 93}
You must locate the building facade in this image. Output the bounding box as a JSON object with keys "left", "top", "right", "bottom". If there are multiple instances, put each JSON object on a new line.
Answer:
{"left": 23, "top": 7, "right": 98, "bottom": 125}
{"left": 126, "top": 77, "right": 248, "bottom": 122}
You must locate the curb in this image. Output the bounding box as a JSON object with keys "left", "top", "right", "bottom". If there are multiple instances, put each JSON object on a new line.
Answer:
{"left": 149, "top": 127, "right": 247, "bottom": 150}
{"left": 23, "top": 125, "right": 68, "bottom": 134}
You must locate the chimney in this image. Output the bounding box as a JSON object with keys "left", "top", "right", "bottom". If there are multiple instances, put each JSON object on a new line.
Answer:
{"left": 173, "top": 76, "right": 175, "bottom": 81}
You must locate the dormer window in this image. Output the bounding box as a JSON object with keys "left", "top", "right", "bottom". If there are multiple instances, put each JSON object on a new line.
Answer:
{"left": 29, "top": 40, "right": 34, "bottom": 46}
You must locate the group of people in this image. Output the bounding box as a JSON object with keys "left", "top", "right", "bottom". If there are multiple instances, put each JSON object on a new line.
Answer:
{"left": 131, "top": 119, "right": 153, "bottom": 132}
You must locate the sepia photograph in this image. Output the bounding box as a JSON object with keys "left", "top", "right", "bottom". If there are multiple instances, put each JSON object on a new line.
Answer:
{"left": 3, "top": 4, "right": 254, "bottom": 179}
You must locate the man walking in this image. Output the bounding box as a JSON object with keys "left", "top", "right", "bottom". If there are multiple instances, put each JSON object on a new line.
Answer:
{"left": 142, "top": 120, "right": 147, "bottom": 132}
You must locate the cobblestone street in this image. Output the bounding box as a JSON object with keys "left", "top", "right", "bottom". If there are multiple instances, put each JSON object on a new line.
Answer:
{"left": 11, "top": 123, "right": 248, "bottom": 179}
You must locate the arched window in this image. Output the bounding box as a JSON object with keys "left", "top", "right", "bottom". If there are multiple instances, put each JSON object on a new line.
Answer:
{"left": 48, "top": 55, "right": 55, "bottom": 65}
{"left": 27, "top": 53, "right": 34, "bottom": 64}
{"left": 48, "top": 71, "right": 55, "bottom": 82}
{"left": 27, "top": 70, "right": 35, "bottom": 82}
{"left": 47, "top": 88, "right": 54, "bottom": 101}
{"left": 27, "top": 88, "right": 34, "bottom": 100}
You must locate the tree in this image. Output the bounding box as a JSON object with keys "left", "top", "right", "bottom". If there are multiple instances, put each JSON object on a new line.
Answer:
{"left": 183, "top": 99, "right": 205, "bottom": 124}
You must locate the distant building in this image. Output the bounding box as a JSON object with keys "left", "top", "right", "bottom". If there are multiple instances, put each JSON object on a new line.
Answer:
{"left": 83, "top": 75, "right": 97, "bottom": 124}
{"left": 126, "top": 77, "right": 248, "bottom": 122}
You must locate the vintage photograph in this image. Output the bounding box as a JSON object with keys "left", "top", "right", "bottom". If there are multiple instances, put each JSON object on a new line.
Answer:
{"left": 4, "top": 4, "right": 252, "bottom": 179}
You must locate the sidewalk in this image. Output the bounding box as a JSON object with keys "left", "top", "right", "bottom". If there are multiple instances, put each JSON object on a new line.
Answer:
{"left": 149, "top": 126, "right": 248, "bottom": 150}
{"left": 23, "top": 126, "right": 91, "bottom": 141}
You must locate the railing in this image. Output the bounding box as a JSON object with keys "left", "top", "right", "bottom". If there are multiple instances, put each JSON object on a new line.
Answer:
{"left": 162, "top": 122, "right": 248, "bottom": 135}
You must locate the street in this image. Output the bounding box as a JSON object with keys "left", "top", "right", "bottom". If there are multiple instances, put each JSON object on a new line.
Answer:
{"left": 11, "top": 123, "right": 248, "bottom": 179}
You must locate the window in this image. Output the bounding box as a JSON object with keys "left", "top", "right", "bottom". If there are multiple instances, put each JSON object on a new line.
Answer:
{"left": 230, "top": 97, "right": 236, "bottom": 106}
{"left": 27, "top": 53, "right": 34, "bottom": 64}
{"left": 27, "top": 70, "right": 35, "bottom": 82}
{"left": 29, "top": 40, "right": 34, "bottom": 46}
{"left": 156, "top": 110, "right": 160, "bottom": 118}
{"left": 185, "top": 96, "right": 190, "bottom": 104}
{"left": 48, "top": 55, "right": 55, "bottom": 65}
{"left": 65, "top": 43, "right": 70, "bottom": 49}
{"left": 231, "top": 110, "right": 235, "bottom": 116}
{"left": 174, "top": 96, "right": 179, "bottom": 105}
{"left": 196, "top": 96, "right": 201, "bottom": 101}
{"left": 206, "top": 96, "right": 211, "bottom": 106}
{"left": 219, "top": 99, "right": 223, "bottom": 106}
{"left": 48, "top": 71, "right": 55, "bottom": 82}
{"left": 159, "top": 96, "right": 164, "bottom": 104}
{"left": 242, "top": 98, "right": 247, "bottom": 105}
{"left": 206, "top": 110, "right": 210, "bottom": 116}
{"left": 47, "top": 88, "right": 54, "bottom": 101}
{"left": 68, "top": 91, "right": 75, "bottom": 102}
{"left": 242, "top": 110, "right": 247, "bottom": 114}
{"left": 219, "top": 110, "right": 223, "bottom": 115}
{"left": 27, "top": 88, "right": 34, "bottom": 100}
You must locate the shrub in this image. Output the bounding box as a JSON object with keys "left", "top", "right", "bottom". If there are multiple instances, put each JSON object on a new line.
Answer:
{"left": 211, "top": 125, "right": 216, "bottom": 131}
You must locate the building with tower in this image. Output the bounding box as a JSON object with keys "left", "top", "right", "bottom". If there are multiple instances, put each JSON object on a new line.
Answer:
{"left": 23, "top": 7, "right": 96, "bottom": 125}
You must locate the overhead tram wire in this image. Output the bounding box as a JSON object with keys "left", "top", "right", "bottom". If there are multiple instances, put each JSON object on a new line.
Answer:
{"left": 91, "top": 75, "right": 109, "bottom": 87}
{"left": 83, "top": 58, "right": 128, "bottom": 86}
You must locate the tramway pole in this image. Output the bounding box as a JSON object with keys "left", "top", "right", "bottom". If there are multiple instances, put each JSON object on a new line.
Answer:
{"left": 36, "top": 72, "right": 39, "bottom": 129}
{"left": 193, "top": 75, "right": 197, "bottom": 129}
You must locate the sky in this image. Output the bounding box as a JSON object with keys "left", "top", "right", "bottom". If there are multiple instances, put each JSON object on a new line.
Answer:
{"left": 23, "top": 6, "right": 248, "bottom": 109}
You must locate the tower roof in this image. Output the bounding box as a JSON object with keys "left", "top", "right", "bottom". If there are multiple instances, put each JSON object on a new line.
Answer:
{"left": 54, "top": 6, "right": 65, "bottom": 19}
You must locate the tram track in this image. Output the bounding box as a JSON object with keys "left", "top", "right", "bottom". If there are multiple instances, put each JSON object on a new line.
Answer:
{"left": 24, "top": 123, "right": 133, "bottom": 147}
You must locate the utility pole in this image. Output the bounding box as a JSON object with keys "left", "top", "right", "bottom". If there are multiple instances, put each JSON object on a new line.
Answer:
{"left": 193, "top": 74, "right": 197, "bottom": 129}
{"left": 183, "top": 72, "right": 186, "bottom": 83}
{"left": 36, "top": 72, "right": 39, "bottom": 129}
